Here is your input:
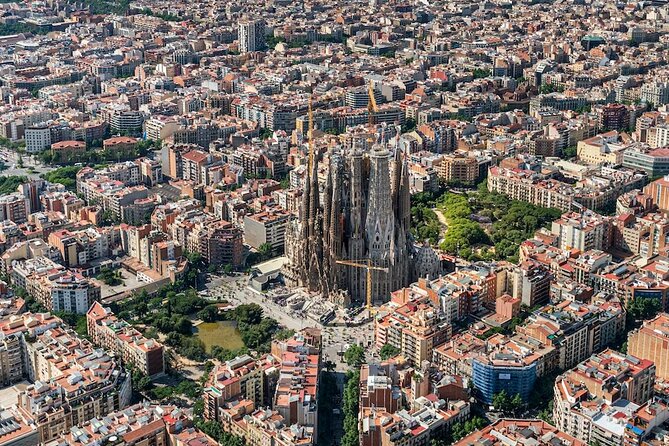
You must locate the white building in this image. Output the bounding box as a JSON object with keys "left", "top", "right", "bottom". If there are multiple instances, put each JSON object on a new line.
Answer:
{"left": 239, "top": 19, "right": 266, "bottom": 53}
{"left": 25, "top": 125, "right": 51, "bottom": 153}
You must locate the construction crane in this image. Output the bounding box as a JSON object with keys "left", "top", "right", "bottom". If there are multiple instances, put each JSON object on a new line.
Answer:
{"left": 367, "top": 81, "right": 379, "bottom": 127}
{"left": 335, "top": 258, "right": 389, "bottom": 314}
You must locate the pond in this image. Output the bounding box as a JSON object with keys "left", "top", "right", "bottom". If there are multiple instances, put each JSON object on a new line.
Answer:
{"left": 193, "top": 321, "right": 245, "bottom": 352}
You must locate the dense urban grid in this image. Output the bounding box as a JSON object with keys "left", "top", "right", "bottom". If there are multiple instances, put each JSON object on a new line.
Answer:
{"left": 1, "top": 0, "right": 669, "bottom": 445}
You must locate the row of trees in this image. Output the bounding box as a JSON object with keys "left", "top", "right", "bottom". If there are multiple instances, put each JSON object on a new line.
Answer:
{"left": 342, "top": 369, "right": 360, "bottom": 446}
{"left": 0, "top": 175, "right": 27, "bottom": 195}
{"left": 0, "top": 21, "right": 51, "bottom": 37}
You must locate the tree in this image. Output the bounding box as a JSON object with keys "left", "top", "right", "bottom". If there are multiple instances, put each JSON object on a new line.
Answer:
{"left": 626, "top": 297, "right": 662, "bottom": 330}
{"left": 538, "top": 401, "right": 554, "bottom": 424}
{"left": 344, "top": 344, "right": 366, "bottom": 368}
{"left": 234, "top": 304, "right": 264, "bottom": 325}
{"left": 493, "top": 390, "right": 524, "bottom": 415}
{"left": 258, "top": 243, "right": 274, "bottom": 261}
{"left": 342, "top": 370, "right": 360, "bottom": 446}
{"left": 97, "top": 267, "right": 123, "bottom": 286}
{"left": 401, "top": 118, "right": 417, "bottom": 133}
{"left": 563, "top": 146, "right": 577, "bottom": 159}
{"left": 0, "top": 176, "right": 27, "bottom": 195}
{"left": 40, "top": 166, "right": 82, "bottom": 190}
{"left": 446, "top": 416, "right": 488, "bottom": 443}
{"left": 473, "top": 68, "right": 491, "bottom": 79}
{"left": 511, "top": 392, "right": 524, "bottom": 415}
{"left": 197, "top": 305, "right": 219, "bottom": 323}
{"left": 379, "top": 343, "right": 401, "bottom": 360}
{"left": 274, "top": 329, "right": 295, "bottom": 341}
{"left": 323, "top": 360, "right": 336, "bottom": 372}
{"left": 195, "top": 420, "right": 244, "bottom": 446}
{"left": 130, "top": 367, "right": 152, "bottom": 395}
{"left": 493, "top": 390, "right": 512, "bottom": 413}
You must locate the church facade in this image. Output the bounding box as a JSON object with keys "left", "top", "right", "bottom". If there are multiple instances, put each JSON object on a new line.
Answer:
{"left": 284, "top": 141, "right": 438, "bottom": 306}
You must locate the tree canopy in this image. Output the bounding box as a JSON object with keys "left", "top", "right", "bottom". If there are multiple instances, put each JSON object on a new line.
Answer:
{"left": 344, "top": 344, "right": 366, "bottom": 368}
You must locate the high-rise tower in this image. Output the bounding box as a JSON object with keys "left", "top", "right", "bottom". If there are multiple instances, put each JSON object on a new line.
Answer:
{"left": 238, "top": 19, "right": 266, "bottom": 53}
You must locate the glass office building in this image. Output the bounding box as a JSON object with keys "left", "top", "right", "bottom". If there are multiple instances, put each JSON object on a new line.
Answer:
{"left": 472, "top": 356, "right": 537, "bottom": 404}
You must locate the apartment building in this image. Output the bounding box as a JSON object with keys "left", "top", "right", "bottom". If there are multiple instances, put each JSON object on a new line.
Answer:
{"left": 33, "top": 269, "right": 101, "bottom": 314}
{"left": 515, "top": 260, "right": 551, "bottom": 307}
{"left": 361, "top": 398, "right": 469, "bottom": 446}
{"left": 0, "top": 312, "right": 61, "bottom": 386}
{"left": 203, "top": 354, "right": 279, "bottom": 422}
{"left": 576, "top": 131, "right": 628, "bottom": 165}
{"left": 87, "top": 302, "right": 165, "bottom": 377}
{"left": 18, "top": 326, "right": 132, "bottom": 443}
{"left": 640, "top": 81, "right": 669, "bottom": 106}
{"left": 428, "top": 267, "right": 497, "bottom": 322}
{"left": 643, "top": 176, "right": 669, "bottom": 213}
{"left": 598, "top": 103, "right": 630, "bottom": 131}
{"left": 432, "top": 332, "right": 486, "bottom": 378}
{"left": 471, "top": 336, "right": 539, "bottom": 404}
{"left": 243, "top": 209, "right": 292, "bottom": 251}
{"left": 551, "top": 210, "right": 612, "bottom": 252}
{"left": 433, "top": 154, "right": 479, "bottom": 184}
{"left": 629, "top": 313, "right": 669, "bottom": 381}
{"left": 198, "top": 219, "right": 244, "bottom": 268}
{"left": 218, "top": 401, "right": 315, "bottom": 446}
{"left": 359, "top": 363, "right": 403, "bottom": 415}
{"left": 375, "top": 286, "right": 451, "bottom": 366}
{"left": 238, "top": 19, "right": 266, "bottom": 53}
{"left": 518, "top": 299, "right": 626, "bottom": 371}
{"left": 46, "top": 404, "right": 197, "bottom": 446}
{"left": 455, "top": 419, "right": 586, "bottom": 446}
{"left": 271, "top": 330, "right": 321, "bottom": 435}
{"left": 11, "top": 256, "right": 100, "bottom": 314}
{"left": 0, "top": 193, "right": 29, "bottom": 224}
{"left": 77, "top": 175, "right": 150, "bottom": 221}
{"left": 553, "top": 349, "right": 656, "bottom": 446}
{"left": 613, "top": 212, "right": 669, "bottom": 258}
{"left": 488, "top": 164, "right": 646, "bottom": 213}
{"left": 48, "top": 227, "right": 120, "bottom": 269}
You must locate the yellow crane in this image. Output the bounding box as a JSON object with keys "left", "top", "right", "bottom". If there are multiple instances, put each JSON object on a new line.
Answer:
{"left": 367, "top": 81, "right": 379, "bottom": 126}
{"left": 335, "top": 258, "right": 389, "bottom": 314}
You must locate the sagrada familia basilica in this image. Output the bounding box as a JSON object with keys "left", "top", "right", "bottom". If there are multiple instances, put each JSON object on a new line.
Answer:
{"left": 283, "top": 131, "right": 441, "bottom": 307}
